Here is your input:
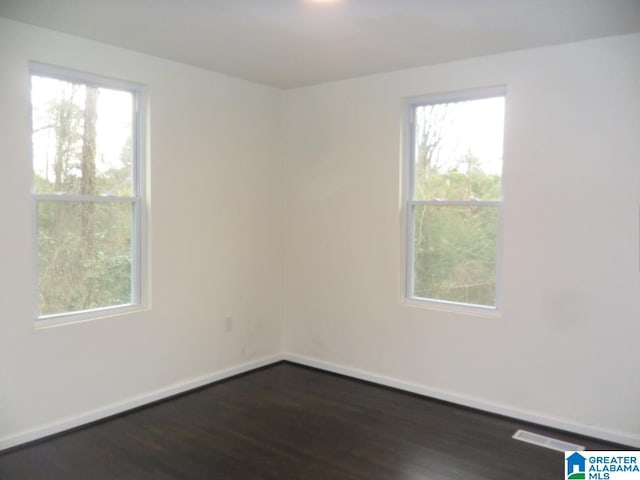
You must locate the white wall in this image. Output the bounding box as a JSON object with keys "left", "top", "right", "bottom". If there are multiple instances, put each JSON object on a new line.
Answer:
{"left": 282, "top": 33, "right": 640, "bottom": 446}
{"left": 0, "top": 19, "right": 283, "bottom": 448}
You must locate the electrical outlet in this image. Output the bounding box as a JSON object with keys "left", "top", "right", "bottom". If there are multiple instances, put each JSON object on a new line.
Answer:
{"left": 224, "top": 316, "right": 233, "bottom": 333}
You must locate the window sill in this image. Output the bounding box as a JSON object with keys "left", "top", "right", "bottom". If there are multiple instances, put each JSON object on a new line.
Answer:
{"left": 34, "top": 304, "right": 148, "bottom": 330}
{"left": 401, "top": 297, "right": 502, "bottom": 319}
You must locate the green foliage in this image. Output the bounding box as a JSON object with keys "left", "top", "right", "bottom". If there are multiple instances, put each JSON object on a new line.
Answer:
{"left": 415, "top": 153, "right": 501, "bottom": 201}
{"left": 37, "top": 201, "right": 133, "bottom": 316}
{"left": 413, "top": 204, "right": 498, "bottom": 306}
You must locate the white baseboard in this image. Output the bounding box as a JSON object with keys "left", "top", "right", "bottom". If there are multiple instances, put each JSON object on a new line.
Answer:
{"left": 0, "top": 353, "right": 284, "bottom": 452}
{"left": 3, "top": 352, "right": 638, "bottom": 452}
{"left": 282, "top": 353, "right": 640, "bottom": 449}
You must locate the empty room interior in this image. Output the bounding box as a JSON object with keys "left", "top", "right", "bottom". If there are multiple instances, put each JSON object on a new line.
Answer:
{"left": 1, "top": 0, "right": 639, "bottom": 478}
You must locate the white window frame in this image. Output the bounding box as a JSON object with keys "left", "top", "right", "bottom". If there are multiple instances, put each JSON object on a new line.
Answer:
{"left": 30, "top": 63, "right": 147, "bottom": 325}
{"left": 402, "top": 86, "right": 506, "bottom": 315}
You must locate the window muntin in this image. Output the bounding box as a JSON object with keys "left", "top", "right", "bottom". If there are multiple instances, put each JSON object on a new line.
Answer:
{"left": 30, "top": 64, "right": 144, "bottom": 320}
{"left": 406, "top": 89, "right": 505, "bottom": 309}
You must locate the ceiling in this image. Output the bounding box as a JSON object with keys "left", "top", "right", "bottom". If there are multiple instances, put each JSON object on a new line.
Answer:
{"left": 1, "top": 0, "right": 640, "bottom": 89}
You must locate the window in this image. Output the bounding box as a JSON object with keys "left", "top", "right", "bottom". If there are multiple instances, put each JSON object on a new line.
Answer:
{"left": 30, "top": 64, "right": 145, "bottom": 320}
{"left": 404, "top": 87, "right": 505, "bottom": 310}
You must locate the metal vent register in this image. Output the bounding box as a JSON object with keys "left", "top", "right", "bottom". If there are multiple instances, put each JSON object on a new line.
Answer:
{"left": 512, "top": 429, "right": 585, "bottom": 452}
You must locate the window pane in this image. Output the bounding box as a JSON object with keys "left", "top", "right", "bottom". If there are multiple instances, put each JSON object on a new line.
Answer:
{"left": 37, "top": 201, "right": 134, "bottom": 316}
{"left": 31, "top": 76, "right": 134, "bottom": 196}
{"left": 412, "top": 205, "right": 498, "bottom": 307}
{"left": 413, "top": 96, "right": 504, "bottom": 201}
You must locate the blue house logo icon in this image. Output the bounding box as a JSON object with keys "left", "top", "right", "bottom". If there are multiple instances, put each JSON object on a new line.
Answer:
{"left": 566, "top": 452, "right": 586, "bottom": 479}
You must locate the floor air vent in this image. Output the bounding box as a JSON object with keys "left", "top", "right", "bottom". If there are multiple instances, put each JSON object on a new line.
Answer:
{"left": 512, "top": 429, "right": 585, "bottom": 452}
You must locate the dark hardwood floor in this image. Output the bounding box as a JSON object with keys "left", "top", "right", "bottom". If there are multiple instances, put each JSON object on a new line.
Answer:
{"left": 0, "top": 362, "right": 625, "bottom": 479}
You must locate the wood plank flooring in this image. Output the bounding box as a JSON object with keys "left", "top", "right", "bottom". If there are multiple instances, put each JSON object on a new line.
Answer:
{"left": 0, "top": 362, "right": 625, "bottom": 479}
